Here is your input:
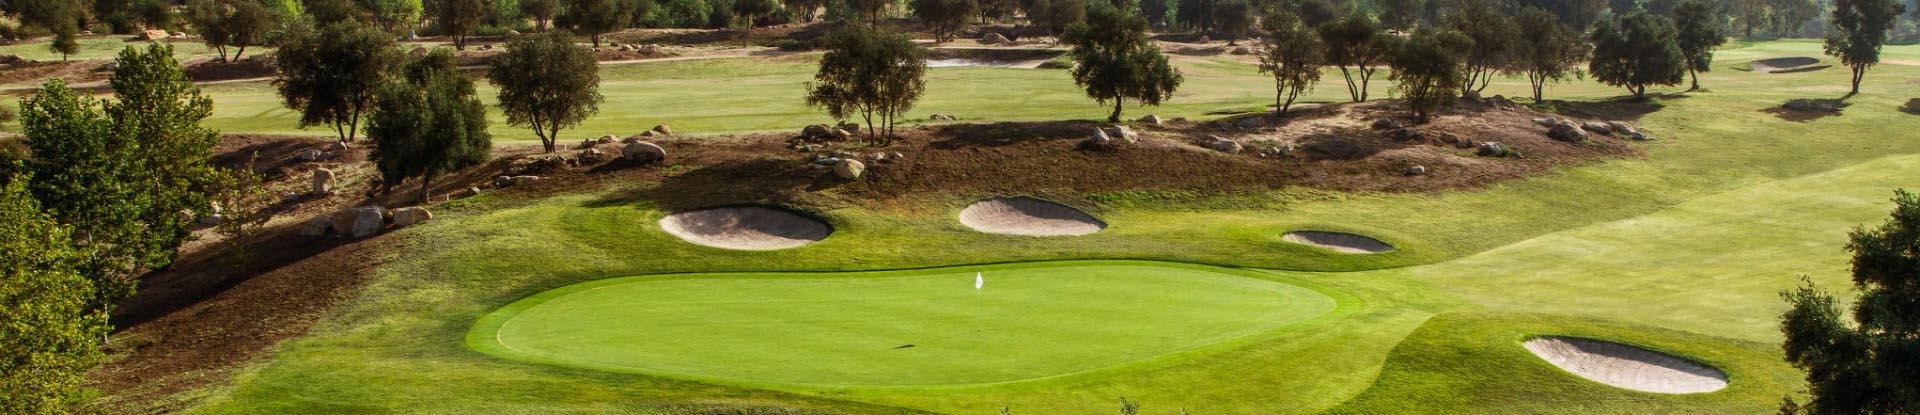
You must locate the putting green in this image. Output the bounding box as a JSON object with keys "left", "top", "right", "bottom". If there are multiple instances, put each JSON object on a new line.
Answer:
{"left": 470, "top": 261, "right": 1338, "bottom": 387}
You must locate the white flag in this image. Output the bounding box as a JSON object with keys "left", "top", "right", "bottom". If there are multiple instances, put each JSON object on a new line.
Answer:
{"left": 975, "top": 272, "right": 984, "bottom": 290}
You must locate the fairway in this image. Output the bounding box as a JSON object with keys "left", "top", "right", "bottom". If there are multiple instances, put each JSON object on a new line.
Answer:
{"left": 471, "top": 262, "right": 1337, "bottom": 387}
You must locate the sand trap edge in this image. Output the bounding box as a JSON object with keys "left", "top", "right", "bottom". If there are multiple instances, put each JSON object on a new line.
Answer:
{"left": 658, "top": 205, "right": 834, "bottom": 251}
{"left": 1523, "top": 336, "right": 1730, "bottom": 394}
{"left": 1282, "top": 230, "right": 1395, "bottom": 254}
{"left": 958, "top": 197, "right": 1107, "bottom": 237}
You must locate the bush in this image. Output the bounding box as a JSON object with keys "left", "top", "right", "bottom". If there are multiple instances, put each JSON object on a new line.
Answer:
{"left": 0, "top": 106, "right": 16, "bottom": 124}
{"left": 769, "top": 38, "right": 816, "bottom": 51}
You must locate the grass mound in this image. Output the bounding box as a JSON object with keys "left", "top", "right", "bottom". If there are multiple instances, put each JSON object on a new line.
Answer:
{"left": 469, "top": 261, "right": 1337, "bottom": 387}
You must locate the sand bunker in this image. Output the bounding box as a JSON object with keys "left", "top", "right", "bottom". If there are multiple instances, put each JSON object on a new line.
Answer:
{"left": 1750, "top": 57, "right": 1829, "bottom": 73}
{"left": 1524, "top": 336, "right": 1728, "bottom": 394}
{"left": 925, "top": 58, "right": 1048, "bottom": 69}
{"left": 1282, "top": 231, "right": 1395, "bottom": 254}
{"left": 924, "top": 48, "right": 1063, "bottom": 69}
{"left": 958, "top": 197, "right": 1106, "bottom": 236}
{"left": 659, "top": 206, "right": 832, "bottom": 250}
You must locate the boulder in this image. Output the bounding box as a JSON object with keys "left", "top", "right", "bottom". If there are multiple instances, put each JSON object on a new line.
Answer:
{"left": 622, "top": 141, "right": 666, "bottom": 163}
{"left": 481, "top": 44, "right": 494, "bottom": 50}
{"left": 299, "top": 216, "right": 333, "bottom": 236}
{"left": 1138, "top": 114, "right": 1163, "bottom": 125}
{"left": 802, "top": 124, "right": 835, "bottom": 139}
{"left": 507, "top": 29, "right": 521, "bottom": 35}
{"left": 598, "top": 134, "right": 616, "bottom": 144}
{"left": 142, "top": 30, "right": 169, "bottom": 40}
{"left": 1477, "top": 142, "right": 1514, "bottom": 157}
{"left": 833, "top": 159, "right": 866, "bottom": 179}
{"left": 981, "top": 32, "right": 1010, "bottom": 44}
{"left": 1404, "top": 165, "right": 1428, "bottom": 176}
{"left": 331, "top": 207, "right": 387, "bottom": 238}
{"left": 1391, "top": 128, "right": 1425, "bottom": 142}
{"left": 1089, "top": 127, "right": 1112, "bottom": 143}
{"left": 650, "top": 124, "right": 674, "bottom": 136}
{"left": 299, "top": 149, "right": 325, "bottom": 161}
{"left": 1548, "top": 122, "right": 1587, "bottom": 143}
{"left": 1371, "top": 117, "right": 1402, "bottom": 130}
{"left": 1235, "top": 117, "right": 1267, "bottom": 129}
{"left": 171, "top": 31, "right": 188, "bottom": 38}
{"left": 618, "top": 45, "right": 633, "bottom": 52}
{"left": 392, "top": 207, "right": 433, "bottom": 227}
{"left": 1196, "top": 35, "right": 1211, "bottom": 43}
{"left": 1606, "top": 121, "right": 1637, "bottom": 135}
{"left": 1200, "top": 137, "right": 1243, "bottom": 153}
{"left": 838, "top": 122, "right": 862, "bottom": 134}
{"left": 1532, "top": 117, "right": 1558, "bottom": 127}
{"left": 930, "top": 114, "right": 956, "bottom": 121}
{"left": 329, "top": 141, "right": 349, "bottom": 152}
{"left": 1231, "top": 46, "right": 1252, "bottom": 55}
{"left": 1439, "top": 132, "right": 1461, "bottom": 145}
{"left": 1110, "top": 125, "right": 1139, "bottom": 143}
{"left": 311, "top": 168, "right": 335, "bottom": 195}
{"left": 578, "top": 148, "right": 609, "bottom": 163}
{"left": 1631, "top": 132, "right": 1652, "bottom": 141}
{"left": 459, "top": 187, "right": 481, "bottom": 198}
{"left": 1581, "top": 121, "right": 1614, "bottom": 135}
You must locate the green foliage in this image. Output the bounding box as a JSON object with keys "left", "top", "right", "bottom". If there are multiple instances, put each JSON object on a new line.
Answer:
{"left": 0, "top": 176, "right": 105, "bottom": 415}
{"left": 520, "top": 0, "right": 560, "bottom": 30}
{"left": 1672, "top": 0, "right": 1724, "bottom": 91}
{"left": 559, "top": 0, "right": 638, "bottom": 45}
{"left": 1826, "top": 0, "right": 1908, "bottom": 95}
{"left": 20, "top": 43, "right": 220, "bottom": 314}
{"left": 847, "top": 0, "right": 891, "bottom": 24}
{"left": 1511, "top": 0, "right": 1608, "bottom": 29}
{"left": 1319, "top": 14, "right": 1392, "bottom": 102}
{"left": 369, "top": 0, "right": 426, "bottom": 33}
{"left": 1589, "top": 11, "right": 1686, "bottom": 100}
{"left": 1174, "top": 0, "right": 1213, "bottom": 32}
{"left": 1210, "top": 0, "right": 1251, "bottom": 42}
{"left": 188, "top": 0, "right": 278, "bottom": 62}
{"left": 1063, "top": 4, "right": 1182, "bottom": 122}
{"left": 430, "top": 0, "right": 489, "bottom": 48}
{"left": 1029, "top": 0, "right": 1086, "bottom": 36}
{"left": 1779, "top": 189, "right": 1920, "bottom": 414}
{"left": 1389, "top": 28, "right": 1470, "bottom": 122}
{"left": 1256, "top": 14, "right": 1321, "bottom": 116}
{"left": 5, "top": 0, "right": 85, "bottom": 33}
{"left": 1442, "top": 0, "right": 1518, "bottom": 95}
{"left": 490, "top": 31, "right": 601, "bottom": 152}
{"left": 272, "top": 19, "right": 403, "bottom": 142}
{"left": 647, "top": 0, "right": 713, "bottom": 27}
{"left": 732, "top": 0, "right": 779, "bottom": 26}
{"left": 50, "top": 28, "right": 79, "bottom": 61}
{"left": 1374, "top": 0, "right": 1419, "bottom": 30}
{"left": 912, "top": 0, "right": 979, "bottom": 41}
{"left": 804, "top": 26, "right": 927, "bottom": 143}
{"left": 1512, "top": 6, "right": 1587, "bottom": 102}
{"left": 369, "top": 49, "right": 492, "bottom": 203}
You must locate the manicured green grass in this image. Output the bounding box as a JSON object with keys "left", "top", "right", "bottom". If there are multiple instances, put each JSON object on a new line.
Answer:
{"left": 472, "top": 262, "right": 1336, "bottom": 387}
{"left": 171, "top": 40, "right": 1920, "bottom": 414}
{"left": 0, "top": 37, "right": 216, "bottom": 63}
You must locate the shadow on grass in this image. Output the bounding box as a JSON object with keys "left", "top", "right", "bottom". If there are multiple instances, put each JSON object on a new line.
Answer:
{"left": 1546, "top": 94, "right": 1685, "bottom": 121}
{"left": 1901, "top": 98, "right": 1920, "bottom": 116}
{"left": 1763, "top": 98, "right": 1850, "bottom": 122}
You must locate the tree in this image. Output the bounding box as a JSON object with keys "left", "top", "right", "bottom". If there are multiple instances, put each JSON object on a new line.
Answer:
{"left": 1779, "top": 189, "right": 1920, "bottom": 415}
{"left": 1257, "top": 15, "right": 1321, "bottom": 116}
{"left": 20, "top": 44, "right": 221, "bottom": 322}
{"left": 1211, "top": 0, "right": 1252, "bottom": 44}
{"left": 560, "top": 0, "right": 638, "bottom": 46}
{"left": 368, "top": 0, "right": 425, "bottom": 34}
{"left": 1286, "top": 0, "right": 1341, "bottom": 27}
{"left": 848, "top": 0, "right": 890, "bottom": 25}
{"left": 804, "top": 26, "right": 927, "bottom": 144}
{"left": 1175, "top": 0, "right": 1214, "bottom": 32}
{"left": 1319, "top": 15, "right": 1394, "bottom": 102}
{"left": 731, "top": 0, "right": 778, "bottom": 27}
{"left": 521, "top": 0, "right": 559, "bottom": 30}
{"left": 1826, "top": 0, "right": 1907, "bottom": 97}
{"left": 914, "top": 0, "right": 980, "bottom": 41}
{"left": 1063, "top": 4, "right": 1183, "bottom": 122}
{"left": 1030, "top": 0, "right": 1086, "bottom": 37}
{"left": 430, "top": 0, "right": 489, "bottom": 49}
{"left": 1512, "top": 0, "right": 1608, "bottom": 29}
{"left": 1672, "top": 0, "right": 1724, "bottom": 91}
{"left": 1388, "top": 28, "right": 1470, "bottom": 122}
{"left": 0, "top": 176, "right": 105, "bottom": 415}
{"left": 273, "top": 19, "right": 403, "bottom": 143}
{"left": 1140, "top": 0, "right": 1168, "bottom": 27}
{"left": 1769, "top": 0, "right": 1820, "bottom": 35}
{"left": 368, "top": 50, "right": 492, "bottom": 203}
{"left": 51, "top": 27, "right": 80, "bottom": 62}
{"left": 786, "top": 0, "right": 828, "bottom": 21}
{"left": 1442, "top": 0, "right": 1518, "bottom": 96}
{"left": 1375, "top": 0, "right": 1421, "bottom": 30}
{"left": 1512, "top": 6, "right": 1587, "bottom": 102}
{"left": 187, "top": 0, "right": 277, "bottom": 62}
{"left": 1588, "top": 11, "right": 1686, "bottom": 100}
{"left": 491, "top": 31, "right": 602, "bottom": 153}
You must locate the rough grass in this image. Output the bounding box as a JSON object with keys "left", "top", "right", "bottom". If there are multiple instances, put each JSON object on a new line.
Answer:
{"left": 169, "top": 40, "right": 1920, "bottom": 414}
{"left": 0, "top": 37, "right": 215, "bottom": 63}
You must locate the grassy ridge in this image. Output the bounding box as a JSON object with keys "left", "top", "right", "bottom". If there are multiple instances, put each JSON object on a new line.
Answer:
{"left": 177, "top": 40, "right": 1920, "bottom": 414}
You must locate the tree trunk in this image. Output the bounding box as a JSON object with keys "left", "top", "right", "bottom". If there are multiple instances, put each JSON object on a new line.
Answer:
{"left": 1108, "top": 99, "right": 1123, "bottom": 123}
{"left": 1688, "top": 68, "right": 1700, "bottom": 91}
{"left": 1849, "top": 65, "right": 1865, "bottom": 97}
{"left": 421, "top": 176, "right": 432, "bottom": 204}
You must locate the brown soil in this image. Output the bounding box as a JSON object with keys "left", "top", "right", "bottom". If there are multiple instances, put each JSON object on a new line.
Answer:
{"left": 0, "top": 59, "right": 109, "bottom": 89}
{"left": 93, "top": 97, "right": 1645, "bottom": 413}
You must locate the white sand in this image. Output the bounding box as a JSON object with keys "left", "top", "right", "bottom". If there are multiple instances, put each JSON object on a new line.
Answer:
{"left": 659, "top": 206, "right": 832, "bottom": 250}
{"left": 958, "top": 197, "right": 1106, "bottom": 236}
{"left": 1750, "top": 57, "right": 1824, "bottom": 73}
{"left": 1282, "top": 231, "right": 1395, "bottom": 254}
{"left": 1524, "top": 336, "right": 1729, "bottom": 394}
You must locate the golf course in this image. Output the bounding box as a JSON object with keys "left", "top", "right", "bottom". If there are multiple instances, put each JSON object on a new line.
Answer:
{"left": 4, "top": 2, "right": 1920, "bottom": 413}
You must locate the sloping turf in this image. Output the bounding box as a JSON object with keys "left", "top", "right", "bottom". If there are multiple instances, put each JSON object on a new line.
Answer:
{"left": 472, "top": 262, "right": 1337, "bottom": 387}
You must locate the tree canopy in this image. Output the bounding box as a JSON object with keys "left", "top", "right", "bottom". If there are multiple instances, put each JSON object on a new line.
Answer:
{"left": 1672, "top": 0, "right": 1725, "bottom": 91}
{"left": 368, "top": 49, "right": 492, "bottom": 202}
{"left": 273, "top": 19, "right": 404, "bottom": 142}
{"left": 1318, "top": 15, "right": 1393, "bottom": 103}
{"left": 1511, "top": 6, "right": 1587, "bottom": 102}
{"left": 1780, "top": 189, "right": 1920, "bottom": 414}
{"left": 429, "top": 0, "right": 489, "bottom": 49}
{"left": 187, "top": 0, "right": 278, "bottom": 62}
{"left": 520, "top": 0, "right": 559, "bottom": 30}
{"left": 1063, "top": 3, "right": 1183, "bottom": 122}
{"left": 0, "top": 176, "right": 104, "bottom": 415}
{"left": 1389, "top": 28, "right": 1471, "bottom": 122}
{"left": 560, "top": 0, "right": 639, "bottom": 46}
{"left": 1442, "top": 0, "right": 1519, "bottom": 96}
{"left": 1825, "top": 0, "right": 1907, "bottom": 96}
{"left": 913, "top": 0, "right": 980, "bottom": 42}
{"left": 1588, "top": 11, "right": 1686, "bottom": 100}
{"left": 804, "top": 26, "right": 927, "bottom": 144}
{"left": 1256, "top": 14, "right": 1321, "bottom": 116}
{"left": 490, "top": 31, "right": 603, "bottom": 153}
